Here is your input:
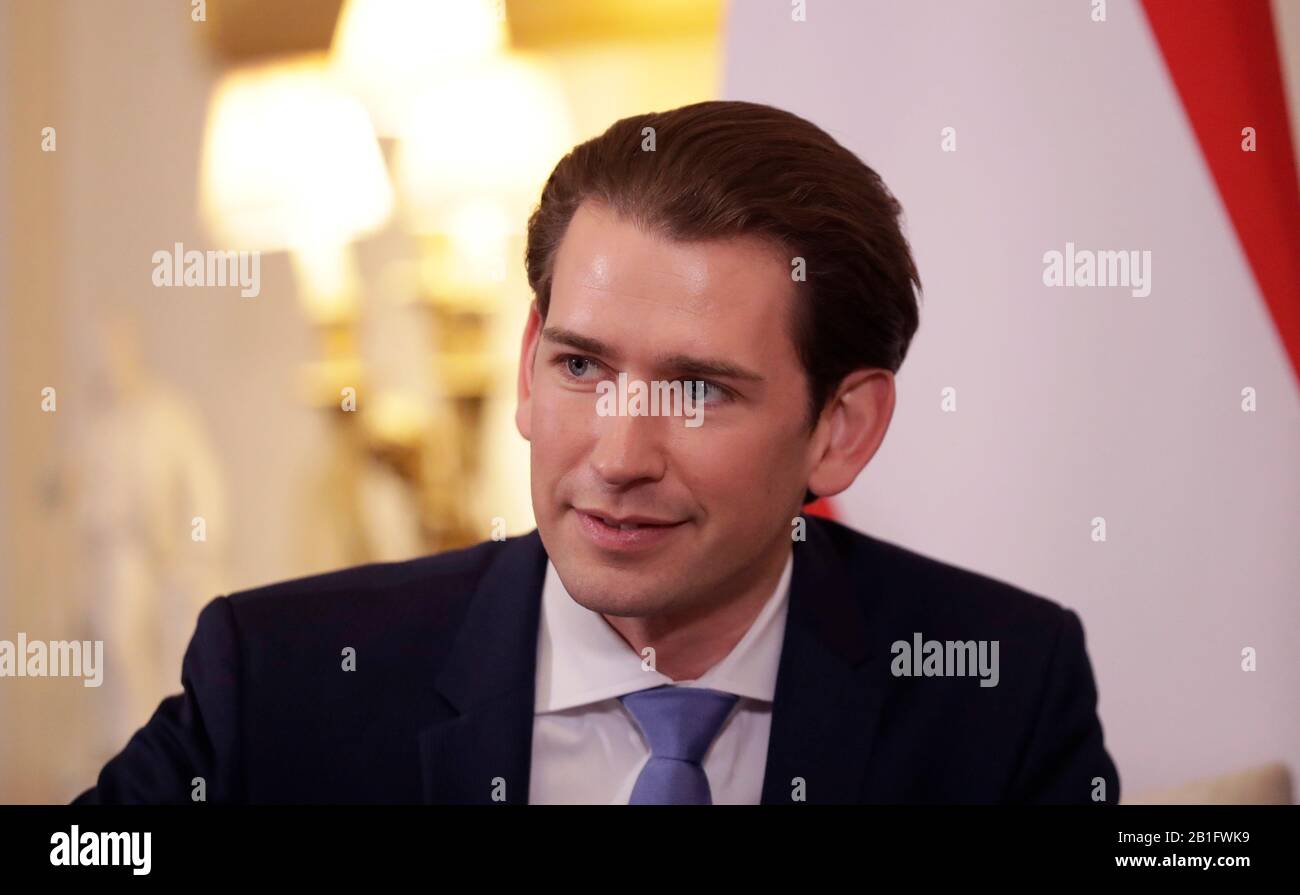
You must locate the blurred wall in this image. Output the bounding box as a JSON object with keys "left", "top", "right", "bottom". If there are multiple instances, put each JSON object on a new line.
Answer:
{"left": 0, "top": 0, "right": 340, "bottom": 801}
{"left": 0, "top": 0, "right": 10, "bottom": 792}
{"left": 722, "top": 0, "right": 1300, "bottom": 795}
{"left": 0, "top": 0, "right": 721, "bottom": 803}
{"left": 2, "top": 0, "right": 76, "bottom": 803}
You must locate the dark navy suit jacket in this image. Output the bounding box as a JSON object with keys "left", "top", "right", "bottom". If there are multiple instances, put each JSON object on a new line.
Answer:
{"left": 72, "top": 516, "right": 1120, "bottom": 804}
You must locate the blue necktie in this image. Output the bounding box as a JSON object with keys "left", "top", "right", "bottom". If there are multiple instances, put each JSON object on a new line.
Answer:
{"left": 618, "top": 685, "right": 740, "bottom": 804}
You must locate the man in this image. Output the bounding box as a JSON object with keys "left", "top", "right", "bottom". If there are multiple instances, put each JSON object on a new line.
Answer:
{"left": 74, "top": 100, "right": 1119, "bottom": 804}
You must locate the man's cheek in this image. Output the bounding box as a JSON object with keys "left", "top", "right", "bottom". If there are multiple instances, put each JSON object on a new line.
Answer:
{"left": 534, "top": 394, "right": 590, "bottom": 468}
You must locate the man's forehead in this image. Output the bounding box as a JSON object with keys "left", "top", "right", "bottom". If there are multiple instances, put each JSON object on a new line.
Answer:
{"left": 550, "top": 201, "right": 795, "bottom": 330}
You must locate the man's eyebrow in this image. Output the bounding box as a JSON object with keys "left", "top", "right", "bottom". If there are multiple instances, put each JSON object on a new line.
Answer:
{"left": 656, "top": 353, "right": 764, "bottom": 382}
{"left": 541, "top": 326, "right": 613, "bottom": 359}
{"left": 541, "top": 326, "right": 764, "bottom": 382}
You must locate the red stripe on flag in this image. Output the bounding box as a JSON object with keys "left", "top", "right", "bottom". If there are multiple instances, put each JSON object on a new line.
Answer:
{"left": 1142, "top": 0, "right": 1300, "bottom": 385}
{"left": 804, "top": 496, "right": 836, "bottom": 520}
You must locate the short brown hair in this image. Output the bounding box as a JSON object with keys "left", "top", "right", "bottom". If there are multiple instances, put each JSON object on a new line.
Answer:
{"left": 525, "top": 100, "right": 922, "bottom": 496}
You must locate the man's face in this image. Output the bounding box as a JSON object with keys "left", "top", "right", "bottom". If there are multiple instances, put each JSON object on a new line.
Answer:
{"left": 516, "top": 200, "right": 816, "bottom": 618}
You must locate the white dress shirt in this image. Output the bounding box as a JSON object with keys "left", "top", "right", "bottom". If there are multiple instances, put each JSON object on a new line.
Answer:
{"left": 528, "top": 552, "right": 793, "bottom": 804}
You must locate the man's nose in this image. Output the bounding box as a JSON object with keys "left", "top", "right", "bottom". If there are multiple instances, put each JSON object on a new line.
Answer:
{"left": 589, "top": 409, "right": 667, "bottom": 487}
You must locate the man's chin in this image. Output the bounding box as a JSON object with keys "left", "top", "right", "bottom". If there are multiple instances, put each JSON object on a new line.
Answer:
{"left": 537, "top": 511, "right": 708, "bottom": 615}
{"left": 558, "top": 566, "right": 682, "bottom": 618}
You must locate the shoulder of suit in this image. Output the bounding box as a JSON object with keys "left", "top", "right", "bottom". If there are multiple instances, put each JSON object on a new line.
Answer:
{"left": 809, "top": 515, "right": 1072, "bottom": 631}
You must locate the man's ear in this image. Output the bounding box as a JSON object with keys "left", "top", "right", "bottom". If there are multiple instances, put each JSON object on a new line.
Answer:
{"left": 805, "top": 369, "right": 895, "bottom": 499}
{"left": 515, "top": 301, "right": 543, "bottom": 442}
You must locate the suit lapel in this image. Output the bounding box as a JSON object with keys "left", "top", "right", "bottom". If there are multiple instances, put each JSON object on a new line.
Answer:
{"left": 760, "top": 516, "right": 890, "bottom": 804}
{"left": 418, "top": 531, "right": 548, "bottom": 804}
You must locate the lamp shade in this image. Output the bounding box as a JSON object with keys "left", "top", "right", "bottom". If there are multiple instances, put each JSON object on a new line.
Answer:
{"left": 331, "top": 0, "right": 508, "bottom": 138}
{"left": 393, "top": 53, "right": 572, "bottom": 237}
{"left": 199, "top": 56, "right": 394, "bottom": 253}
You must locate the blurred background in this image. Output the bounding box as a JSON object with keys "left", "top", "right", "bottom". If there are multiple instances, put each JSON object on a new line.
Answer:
{"left": 1, "top": 0, "right": 1297, "bottom": 804}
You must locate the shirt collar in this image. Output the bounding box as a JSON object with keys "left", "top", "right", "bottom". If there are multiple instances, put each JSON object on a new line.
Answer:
{"left": 534, "top": 551, "right": 793, "bottom": 713}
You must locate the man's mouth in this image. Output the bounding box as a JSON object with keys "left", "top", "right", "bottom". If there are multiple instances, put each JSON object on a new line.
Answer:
{"left": 574, "top": 508, "right": 685, "bottom": 529}
{"left": 572, "top": 508, "right": 688, "bottom": 551}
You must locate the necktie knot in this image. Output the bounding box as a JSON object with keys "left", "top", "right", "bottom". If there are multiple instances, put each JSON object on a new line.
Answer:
{"left": 618, "top": 686, "right": 739, "bottom": 803}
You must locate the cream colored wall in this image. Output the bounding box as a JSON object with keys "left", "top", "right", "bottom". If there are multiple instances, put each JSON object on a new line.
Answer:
{"left": 2, "top": 0, "right": 77, "bottom": 804}
{"left": 0, "top": 1, "right": 325, "bottom": 802}
{"left": 0, "top": 2, "right": 721, "bottom": 803}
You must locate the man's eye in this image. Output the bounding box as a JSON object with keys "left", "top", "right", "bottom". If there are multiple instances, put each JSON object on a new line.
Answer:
{"left": 683, "top": 380, "right": 728, "bottom": 403}
{"left": 562, "top": 355, "right": 597, "bottom": 378}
